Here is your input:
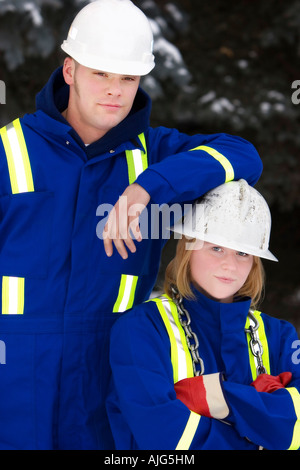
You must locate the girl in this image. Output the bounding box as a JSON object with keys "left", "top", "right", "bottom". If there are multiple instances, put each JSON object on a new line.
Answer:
{"left": 107, "top": 179, "right": 300, "bottom": 450}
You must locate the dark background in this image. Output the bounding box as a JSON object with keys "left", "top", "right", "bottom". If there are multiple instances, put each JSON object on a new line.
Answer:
{"left": 0, "top": 0, "right": 299, "bottom": 330}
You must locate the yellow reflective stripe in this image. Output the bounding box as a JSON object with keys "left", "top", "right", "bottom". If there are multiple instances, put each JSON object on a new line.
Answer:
{"left": 176, "top": 411, "right": 200, "bottom": 450}
{"left": 160, "top": 295, "right": 194, "bottom": 381}
{"left": 138, "top": 133, "right": 148, "bottom": 169}
{"left": 0, "top": 119, "right": 32, "bottom": 316}
{"left": 113, "top": 274, "right": 138, "bottom": 313}
{"left": 245, "top": 314, "right": 256, "bottom": 380}
{"left": 2, "top": 276, "right": 25, "bottom": 315}
{"left": 125, "top": 133, "right": 148, "bottom": 184}
{"left": 245, "top": 310, "right": 270, "bottom": 380}
{"left": 151, "top": 295, "right": 194, "bottom": 383}
{"left": 152, "top": 297, "right": 180, "bottom": 383}
{"left": 286, "top": 387, "right": 300, "bottom": 450}
{"left": 0, "top": 118, "right": 34, "bottom": 194}
{"left": 256, "top": 312, "right": 270, "bottom": 375}
{"left": 190, "top": 145, "right": 234, "bottom": 183}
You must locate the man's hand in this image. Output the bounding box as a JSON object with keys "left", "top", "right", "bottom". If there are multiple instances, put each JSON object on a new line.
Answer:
{"left": 103, "top": 183, "right": 150, "bottom": 259}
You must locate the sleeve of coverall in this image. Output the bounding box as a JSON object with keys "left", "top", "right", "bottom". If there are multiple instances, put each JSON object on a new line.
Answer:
{"left": 135, "top": 128, "right": 263, "bottom": 205}
{"left": 108, "top": 306, "right": 251, "bottom": 450}
{"left": 222, "top": 319, "right": 300, "bottom": 450}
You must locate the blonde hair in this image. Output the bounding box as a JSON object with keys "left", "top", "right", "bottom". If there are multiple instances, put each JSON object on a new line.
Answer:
{"left": 164, "top": 237, "right": 265, "bottom": 309}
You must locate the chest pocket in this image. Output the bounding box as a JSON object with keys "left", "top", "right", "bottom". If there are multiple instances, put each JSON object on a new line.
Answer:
{"left": 0, "top": 119, "right": 53, "bottom": 314}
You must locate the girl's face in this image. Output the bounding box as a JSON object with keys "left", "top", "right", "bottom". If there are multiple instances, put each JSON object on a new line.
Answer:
{"left": 189, "top": 242, "right": 254, "bottom": 303}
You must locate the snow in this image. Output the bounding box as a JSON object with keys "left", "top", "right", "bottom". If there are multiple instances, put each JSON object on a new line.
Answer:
{"left": 23, "top": 2, "right": 43, "bottom": 26}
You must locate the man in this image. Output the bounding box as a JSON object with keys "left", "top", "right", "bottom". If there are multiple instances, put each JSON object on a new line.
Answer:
{"left": 0, "top": 0, "right": 262, "bottom": 449}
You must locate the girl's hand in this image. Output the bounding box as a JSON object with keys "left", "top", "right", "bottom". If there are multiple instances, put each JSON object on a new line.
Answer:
{"left": 250, "top": 372, "right": 292, "bottom": 393}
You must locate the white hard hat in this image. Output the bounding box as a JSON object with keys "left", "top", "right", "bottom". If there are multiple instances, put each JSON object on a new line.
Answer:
{"left": 61, "top": 0, "right": 155, "bottom": 76}
{"left": 171, "top": 179, "right": 278, "bottom": 262}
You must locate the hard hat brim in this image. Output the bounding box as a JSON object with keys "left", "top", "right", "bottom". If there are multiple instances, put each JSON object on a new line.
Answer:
{"left": 61, "top": 42, "right": 155, "bottom": 76}
{"left": 170, "top": 223, "right": 278, "bottom": 262}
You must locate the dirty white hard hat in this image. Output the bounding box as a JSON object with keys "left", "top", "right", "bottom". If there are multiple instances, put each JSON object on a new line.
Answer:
{"left": 171, "top": 179, "right": 278, "bottom": 262}
{"left": 61, "top": 0, "right": 155, "bottom": 76}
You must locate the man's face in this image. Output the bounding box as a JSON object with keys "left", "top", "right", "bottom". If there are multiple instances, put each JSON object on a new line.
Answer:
{"left": 63, "top": 58, "right": 140, "bottom": 144}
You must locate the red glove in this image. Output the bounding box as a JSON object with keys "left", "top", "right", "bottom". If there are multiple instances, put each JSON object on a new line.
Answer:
{"left": 250, "top": 372, "right": 292, "bottom": 393}
{"left": 174, "top": 373, "right": 229, "bottom": 419}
